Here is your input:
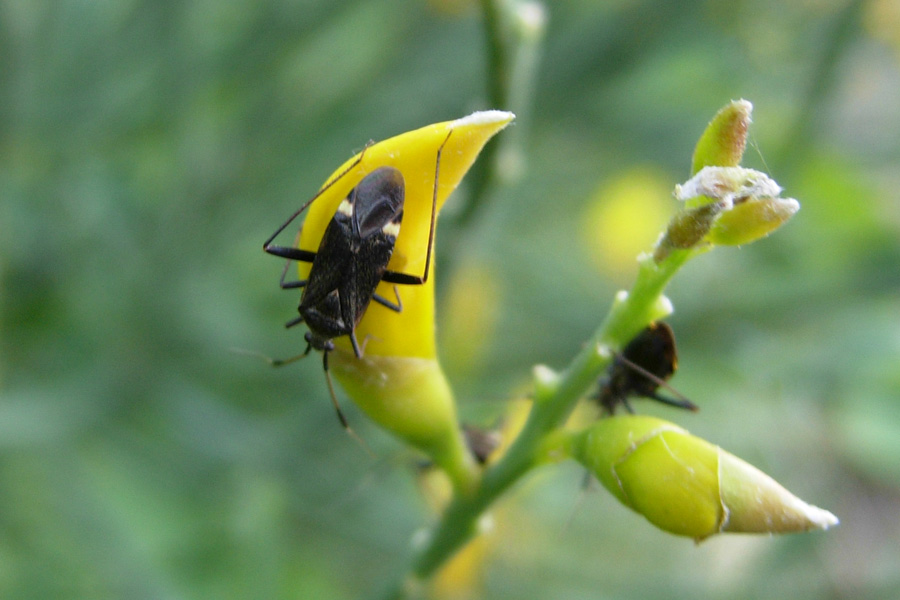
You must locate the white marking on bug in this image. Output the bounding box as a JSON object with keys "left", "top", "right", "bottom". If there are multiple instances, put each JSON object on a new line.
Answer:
{"left": 382, "top": 221, "right": 401, "bottom": 238}
{"left": 337, "top": 199, "right": 353, "bottom": 217}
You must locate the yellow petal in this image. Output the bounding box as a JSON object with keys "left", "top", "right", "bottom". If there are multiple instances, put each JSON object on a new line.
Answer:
{"left": 297, "top": 110, "right": 515, "bottom": 359}
{"left": 293, "top": 111, "right": 513, "bottom": 486}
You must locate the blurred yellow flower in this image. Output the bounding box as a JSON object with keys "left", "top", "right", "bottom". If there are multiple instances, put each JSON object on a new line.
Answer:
{"left": 581, "top": 168, "right": 672, "bottom": 279}
{"left": 439, "top": 262, "right": 503, "bottom": 378}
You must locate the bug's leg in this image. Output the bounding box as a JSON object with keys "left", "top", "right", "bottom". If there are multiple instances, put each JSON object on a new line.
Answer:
{"left": 564, "top": 470, "right": 597, "bottom": 531}
{"left": 284, "top": 315, "right": 304, "bottom": 329}
{"left": 270, "top": 344, "right": 312, "bottom": 367}
{"left": 263, "top": 140, "right": 375, "bottom": 256}
{"left": 271, "top": 226, "right": 314, "bottom": 290}
{"left": 371, "top": 285, "right": 403, "bottom": 313}
{"left": 597, "top": 393, "right": 618, "bottom": 416}
{"left": 647, "top": 392, "right": 699, "bottom": 412}
{"left": 380, "top": 129, "right": 452, "bottom": 286}
{"left": 277, "top": 234, "right": 311, "bottom": 290}
{"left": 266, "top": 246, "right": 318, "bottom": 262}
{"left": 279, "top": 280, "right": 308, "bottom": 291}
{"left": 348, "top": 330, "right": 364, "bottom": 359}
{"left": 322, "top": 349, "right": 374, "bottom": 457}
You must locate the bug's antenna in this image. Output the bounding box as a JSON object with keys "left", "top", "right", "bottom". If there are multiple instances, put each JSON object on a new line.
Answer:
{"left": 420, "top": 129, "right": 453, "bottom": 284}
{"left": 263, "top": 141, "right": 375, "bottom": 253}
{"left": 379, "top": 128, "right": 453, "bottom": 287}
{"left": 615, "top": 353, "right": 698, "bottom": 411}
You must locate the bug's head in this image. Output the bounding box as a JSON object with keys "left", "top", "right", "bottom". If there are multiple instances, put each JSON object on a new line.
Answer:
{"left": 305, "top": 330, "right": 335, "bottom": 354}
{"left": 352, "top": 167, "right": 405, "bottom": 239}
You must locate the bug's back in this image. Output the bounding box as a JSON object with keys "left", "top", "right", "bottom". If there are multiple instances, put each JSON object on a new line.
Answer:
{"left": 299, "top": 167, "right": 405, "bottom": 350}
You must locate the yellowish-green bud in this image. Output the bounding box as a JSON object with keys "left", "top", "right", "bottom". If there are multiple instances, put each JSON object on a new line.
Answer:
{"left": 654, "top": 100, "right": 799, "bottom": 261}
{"left": 655, "top": 166, "right": 799, "bottom": 260}
{"left": 654, "top": 202, "right": 722, "bottom": 260}
{"left": 706, "top": 194, "right": 801, "bottom": 246}
{"left": 691, "top": 99, "right": 752, "bottom": 175}
{"left": 572, "top": 416, "right": 838, "bottom": 541}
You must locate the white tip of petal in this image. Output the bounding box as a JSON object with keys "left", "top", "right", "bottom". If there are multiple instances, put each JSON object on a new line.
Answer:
{"left": 451, "top": 110, "right": 516, "bottom": 129}
{"left": 804, "top": 504, "right": 840, "bottom": 530}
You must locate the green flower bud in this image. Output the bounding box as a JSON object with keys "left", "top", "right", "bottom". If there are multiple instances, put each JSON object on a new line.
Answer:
{"left": 655, "top": 167, "right": 799, "bottom": 260}
{"left": 332, "top": 354, "right": 477, "bottom": 492}
{"left": 653, "top": 202, "right": 722, "bottom": 262}
{"left": 691, "top": 99, "right": 752, "bottom": 175}
{"left": 572, "top": 416, "right": 838, "bottom": 541}
{"left": 706, "top": 194, "right": 801, "bottom": 246}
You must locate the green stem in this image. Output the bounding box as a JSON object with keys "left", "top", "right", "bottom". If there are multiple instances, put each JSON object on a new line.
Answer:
{"left": 375, "top": 247, "right": 699, "bottom": 599}
{"left": 481, "top": 0, "right": 510, "bottom": 112}
{"left": 776, "top": 0, "right": 862, "bottom": 170}
{"left": 454, "top": 0, "right": 544, "bottom": 228}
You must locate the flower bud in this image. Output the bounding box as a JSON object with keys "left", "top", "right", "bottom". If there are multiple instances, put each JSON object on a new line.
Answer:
{"left": 705, "top": 194, "right": 801, "bottom": 246}
{"left": 572, "top": 416, "right": 838, "bottom": 541}
{"left": 653, "top": 202, "right": 722, "bottom": 261}
{"left": 655, "top": 166, "right": 799, "bottom": 259}
{"left": 332, "top": 355, "right": 473, "bottom": 486}
{"left": 691, "top": 99, "right": 752, "bottom": 174}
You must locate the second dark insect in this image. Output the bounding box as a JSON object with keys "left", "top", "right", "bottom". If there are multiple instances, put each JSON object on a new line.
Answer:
{"left": 596, "top": 322, "right": 698, "bottom": 414}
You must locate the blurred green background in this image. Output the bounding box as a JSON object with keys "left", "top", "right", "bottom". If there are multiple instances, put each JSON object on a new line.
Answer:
{"left": 2, "top": 0, "right": 899, "bottom": 598}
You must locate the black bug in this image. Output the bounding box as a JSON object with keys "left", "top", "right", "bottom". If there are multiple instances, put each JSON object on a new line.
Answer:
{"left": 462, "top": 424, "right": 502, "bottom": 466}
{"left": 262, "top": 131, "right": 452, "bottom": 431}
{"left": 596, "top": 322, "right": 698, "bottom": 414}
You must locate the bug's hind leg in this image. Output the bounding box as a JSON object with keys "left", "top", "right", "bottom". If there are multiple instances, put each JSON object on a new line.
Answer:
{"left": 321, "top": 349, "right": 373, "bottom": 456}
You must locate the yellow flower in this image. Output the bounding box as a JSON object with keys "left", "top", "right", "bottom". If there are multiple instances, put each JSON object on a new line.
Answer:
{"left": 297, "top": 111, "right": 514, "bottom": 358}
{"left": 293, "top": 111, "right": 515, "bottom": 488}
{"left": 580, "top": 168, "right": 672, "bottom": 281}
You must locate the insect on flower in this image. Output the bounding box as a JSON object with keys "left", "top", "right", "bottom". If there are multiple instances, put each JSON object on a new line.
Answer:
{"left": 263, "top": 130, "right": 453, "bottom": 434}
{"left": 596, "top": 322, "right": 698, "bottom": 414}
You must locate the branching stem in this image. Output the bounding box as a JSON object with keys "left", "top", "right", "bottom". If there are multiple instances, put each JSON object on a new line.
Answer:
{"left": 375, "top": 248, "right": 701, "bottom": 599}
